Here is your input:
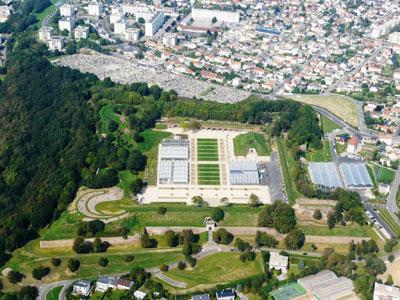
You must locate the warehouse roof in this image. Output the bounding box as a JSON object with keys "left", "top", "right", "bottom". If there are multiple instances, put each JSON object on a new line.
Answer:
{"left": 309, "top": 162, "right": 343, "bottom": 189}
{"left": 229, "top": 160, "right": 259, "bottom": 185}
{"left": 339, "top": 162, "right": 373, "bottom": 188}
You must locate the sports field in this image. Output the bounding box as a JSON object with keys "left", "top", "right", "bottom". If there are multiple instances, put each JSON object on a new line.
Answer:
{"left": 197, "top": 138, "right": 219, "bottom": 161}
{"left": 198, "top": 164, "right": 220, "bottom": 185}
{"left": 270, "top": 283, "right": 306, "bottom": 300}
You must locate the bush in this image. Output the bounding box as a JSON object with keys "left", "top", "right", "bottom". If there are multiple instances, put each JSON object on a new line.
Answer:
{"left": 384, "top": 239, "right": 398, "bottom": 253}
{"left": 51, "top": 258, "right": 61, "bottom": 267}
{"left": 213, "top": 228, "right": 234, "bottom": 245}
{"left": 158, "top": 207, "right": 167, "bottom": 215}
{"left": 32, "top": 266, "right": 50, "bottom": 280}
{"left": 234, "top": 238, "right": 251, "bottom": 252}
{"left": 255, "top": 231, "right": 278, "bottom": 248}
{"left": 211, "top": 207, "right": 224, "bottom": 222}
{"left": 284, "top": 229, "right": 305, "bottom": 250}
{"left": 187, "top": 256, "right": 197, "bottom": 267}
{"left": 160, "top": 264, "right": 169, "bottom": 272}
{"left": 67, "top": 259, "right": 80, "bottom": 272}
{"left": 7, "top": 270, "right": 24, "bottom": 284}
{"left": 258, "top": 200, "right": 296, "bottom": 234}
{"left": 98, "top": 257, "right": 108, "bottom": 267}
{"left": 313, "top": 209, "right": 322, "bottom": 220}
{"left": 141, "top": 230, "right": 157, "bottom": 248}
{"left": 177, "top": 261, "right": 186, "bottom": 270}
{"left": 125, "top": 255, "right": 134, "bottom": 262}
{"left": 164, "top": 230, "right": 179, "bottom": 247}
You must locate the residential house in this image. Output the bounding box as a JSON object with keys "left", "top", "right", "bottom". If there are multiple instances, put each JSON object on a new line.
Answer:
{"left": 216, "top": 289, "right": 235, "bottom": 300}
{"left": 192, "top": 294, "right": 211, "bottom": 300}
{"left": 96, "top": 277, "right": 116, "bottom": 292}
{"left": 134, "top": 290, "right": 147, "bottom": 300}
{"left": 347, "top": 136, "right": 360, "bottom": 154}
{"left": 269, "top": 252, "right": 289, "bottom": 274}
{"left": 73, "top": 280, "right": 92, "bottom": 297}
{"left": 116, "top": 278, "right": 133, "bottom": 290}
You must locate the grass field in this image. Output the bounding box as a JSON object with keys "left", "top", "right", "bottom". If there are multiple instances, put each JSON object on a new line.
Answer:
{"left": 287, "top": 94, "right": 358, "bottom": 128}
{"left": 276, "top": 137, "right": 300, "bottom": 204}
{"left": 298, "top": 223, "right": 370, "bottom": 237}
{"left": 306, "top": 139, "right": 332, "bottom": 162}
{"left": 99, "top": 104, "right": 121, "bottom": 134}
{"left": 321, "top": 115, "right": 341, "bottom": 134}
{"left": 233, "top": 132, "right": 271, "bottom": 156}
{"left": 34, "top": 0, "right": 58, "bottom": 23}
{"left": 164, "top": 252, "right": 263, "bottom": 288}
{"left": 46, "top": 286, "right": 63, "bottom": 300}
{"left": 197, "top": 138, "right": 219, "bottom": 161}
{"left": 373, "top": 164, "right": 396, "bottom": 184}
{"left": 197, "top": 164, "right": 220, "bottom": 185}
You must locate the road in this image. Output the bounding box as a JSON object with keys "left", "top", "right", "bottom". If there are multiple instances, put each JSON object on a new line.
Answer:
{"left": 42, "top": 0, "right": 63, "bottom": 27}
{"left": 266, "top": 152, "right": 285, "bottom": 202}
{"left": 386, "top": 166, "right": 400, "bottom": 225}
{"left": 364, "top": 202, "right": 396, "bottom": 239}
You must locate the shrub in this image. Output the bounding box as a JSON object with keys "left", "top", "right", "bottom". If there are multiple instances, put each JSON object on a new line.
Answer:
{"left": 158, "top": 207, "right": 167, "bottom": 215}
{"left": 284, "top": 229, "right": 305, "bottom": 250}
{"left": 187, "top": 256, "right": 197, "bottom": 267}
{"left": 98, "top": 257, "right": 108, "bottom": 267}
{"left": 213, "top": 228, "right": 234, "bottom": 245}
{"left": 160, "top": 264, "right": 169, "bottom": 272}
{"left": 211, "top": 207, "right": 224, "bottom": 222}
{"left": 177, "top": 261, "right": 186, "bottom": 270}
{"left": 7, "top": 270, "right": 24, "bottom": 284}
{"left": 125, "top": 255, "right": 134, "bottom": 262}
{"left": 67, "top": 259, "right": 80, "bottom": 272}
{"left": 313, "top": 209, "right": 322, "bottom": 220}
{"left": 51, "top": 258, "right": 61, "bottom": 267}
{"left": 32, "top": 266, "right": 50, "bottom": 280}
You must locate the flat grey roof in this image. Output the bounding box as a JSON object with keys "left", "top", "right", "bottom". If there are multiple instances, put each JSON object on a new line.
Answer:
{"left": 229, "top": 160, "right": 259, "bottom": 185}
{"left": 309, "top": 162, "right": 343, "bottom": 189}
{"left": 339, "top": 162, "right": 373, "bottom": 188}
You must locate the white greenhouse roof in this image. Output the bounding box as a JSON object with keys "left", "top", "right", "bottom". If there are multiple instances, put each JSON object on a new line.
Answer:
{"left": 309, "top": 162, "right": 343, "bottom": 189}
{"left": 158, "top": 160, "right": 189, "bottom": 184}
{"left": 339, "top": 162, "right": 373, "bottom": 188}
{"left": 229, "top": 160, "right": 259, "bottom": 185}
{"left": 159, "top": 139, "right": 189, "bottom": 160}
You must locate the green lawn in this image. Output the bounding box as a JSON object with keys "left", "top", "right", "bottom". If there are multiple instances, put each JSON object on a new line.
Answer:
{"left": 233, "top": 132, "right": 271, "bottom": 156}
{"left": 307, "top": 139, "right": 332, "bottom": 162}
{"left": 46, "top": 285, "right": 63, "bottom": 300}
{"left": 99, "top": 104, "right": 121, "bottom": 133}
{"left": 321, "top": 115, "right": 341, "bottom": 134}
{"left": 373, "top": 164, "right": 396, "bottom": 184}
{"left": 298, "top": 224, "right": 370, "bottom": 237}
{"left": 35, "top": 0, "right": 58, "bottom": 23}
{"left": 367, "top": 165, "right": 378, "bottom": 188}
{"left": 197, "top": 164, "right": 220, "bottom": 185}
{"left": 276, "top": 137, "right": 300, "bottom": 204}
{"left": 197, "top": 138, "right": 219, "bottom": 161}
{"left": 335, "top": 141, "right": 347, "bottom": 155}
{"left": 164, "top": 252, "right": 263, "bottom": 288}
{"left": 118, "top": 170, "right": 138, "bottom": 198}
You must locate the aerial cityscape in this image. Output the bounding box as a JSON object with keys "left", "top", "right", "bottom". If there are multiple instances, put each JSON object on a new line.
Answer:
{"left": 0, "top": 0, "right": 399, "bottom": 299}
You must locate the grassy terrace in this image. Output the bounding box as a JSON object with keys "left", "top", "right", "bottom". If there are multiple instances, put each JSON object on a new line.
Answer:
{"left": 321, "top": 115, "right": 341, "bottom": 134}
{"left": 276, "top": 137, "right": 300, "bottom": 204}
{"left": 197, "top": 164, "right": 220, "bottom": 185}
{"left": 42, "top": 204, "right": 263, "bottom": 240}
{"left": 299, "top": 223, "right": 370, "bottom": 237}
{"left": 164, "top": 252, "right": 263, "bottom": 289}
{"left": 373, "top": 164, "right": 396, "bottom": 184}
{"left": 233, "top": 132, "right": 271, "bottom": 156}
{"left": 197, "top": 138, "right": 219, "bottom": 161}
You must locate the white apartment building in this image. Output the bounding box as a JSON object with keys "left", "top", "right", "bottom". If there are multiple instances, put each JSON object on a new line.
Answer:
{"left": 87, "top": 2, "right": 103, "bottom": 16}
{"left": 74, "top": 26, "right": 89, "bottom": 40}
{"left": 122, "top": 2, "right": 153, "bottom": 19}
{"left": 60, "top": 4, "right": 74, "bottom": 17}
{"left": 0, "top": 5, "right": 11, "bottom": 23}
{"left": 144, "top": 12, "right": 165, "bottom": 37}
{"left": 191, "top": 8, "right": 240, "bottom": 23}
{"left": 39, "top": 27, "right": 53, "bottom": 42}
{"left": 110, "top": 11, "right": 123, "bottom": 24}
{"left": 162, "top": 32, "right": 177, "bottom": 46}
{"left": 59, "top": 17, "right": 75, "bottom": 32}
{"left": 124, "top": 28, "right": 140, "bottom": 42}
{"left": 48, "top": 36, "right": 65, "bottom": 51}
{"left": 114, "top": 20, "right": 127, "bottom": 35}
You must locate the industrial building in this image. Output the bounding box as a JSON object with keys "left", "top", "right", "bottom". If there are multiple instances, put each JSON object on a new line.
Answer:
{"left": 339, "top": 162, "right": 373, "bottom": 188}
{"left": 229, "top": 160, "right": 259, "bottom": 185}
{"left": 145, "top": 12, "right": 165, "bottom": 37}
{"left": 308, "top": 162, "right": 343, "bottom": 189}
{"left": 157, "top": 139, "right": 190, "bottom": 184}
{"left": 191, "top": 8, "right": 240, "bottom": 23}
